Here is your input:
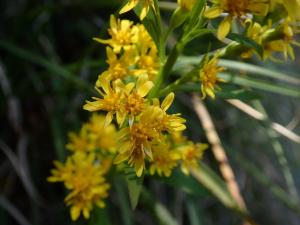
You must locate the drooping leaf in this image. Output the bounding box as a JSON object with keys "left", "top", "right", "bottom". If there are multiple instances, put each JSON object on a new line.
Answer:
{"left": 227, "top": 33, "right": 263, "bottom": 56}
{"left": 124, "top": 166, "right": 144, "bottom": 209}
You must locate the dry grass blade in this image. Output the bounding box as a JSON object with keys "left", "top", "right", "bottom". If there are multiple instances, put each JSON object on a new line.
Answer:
{"left": 227, "top": 99, "right": 300, "bottom": 143}
{"left": 191, "top": 94, "right": 252, "bottom": 225}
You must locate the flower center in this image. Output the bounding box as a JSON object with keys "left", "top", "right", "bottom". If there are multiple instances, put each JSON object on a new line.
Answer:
{"left": 124, "top": 92, "right": 145, "bottom": 115}
{"left": 224, "top": 0, "right": 248, "bottom": 17}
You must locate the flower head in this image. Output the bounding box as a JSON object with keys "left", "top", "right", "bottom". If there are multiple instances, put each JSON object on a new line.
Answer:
{"left": 204, "top": 0, "right": 269, "bottom": 39}
{"left": 114, "top": 121, "right": 158, "bottom": 177}
{"left": 263, "top": 17, "right": 300, "bottom": 61}
{"left": 48, "top": 152, "right": 110, "bottom": 221}
{"left": 149, "top": 142, "right": 180, "bottom": 177}
{"left": 179, "top": 142, "right": 207, "bottom": 175}
{"left": 199, "top": 55, "right": 225, "bottom": 99}
{"left": 94, "top": 15, "right": 138, "bottom": 53}
{"left": 83, "top": 77, "right": 127, "bottom": 126}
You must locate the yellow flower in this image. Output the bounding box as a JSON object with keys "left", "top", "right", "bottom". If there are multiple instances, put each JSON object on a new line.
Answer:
{"left": 66, "top": 125, "right": 94, "bottom": 152}
{"left": 241, "top": 19, "right": 273, "bottom": 58}
{"left": 178, "top": 0, "right": 196, "bottom": 12}
{"left": 85, "top": 114, "right": 117, "bottom": 153}
{"left": 179, "top": 142, "right": 207, "bottom": 175}
{"left": 199, "top": 55, "right": 225, "bottom": 99}
{"left": 114, "top": 121, "right": 159, "bottom": 177}
{"left": 149, "top": 142, "right": 180, "bottom": 177}
{"left": 83, "top": 77, "right": 127, "bottom": 126}
{"left": 147, "top": 93, "right": 186, "bottom": 133}
{"left": 94, "top": 15, "right": 137, "bottom": 53}
{"left": 120, "top": 0, "right": 155, "bottom": 20}
{"left": 133, "top": 25, "right": 159, "bottom": 80}
{"left": 84, "top": 75, "right": 153, "bottom": 126}
{"left": 101, "top": 47, "right": 136, "bottom": 80}
{"left": 263, "top": 17, "right": 300, "bottom": 61}
{"left": 48, "top": 152, "right": 110, "bottom": 221}
{"left": 204, "top": 0, "right": 269, "bottom": 39}
{"left": 123, "top": 74, "right": 154, "bottom": 120}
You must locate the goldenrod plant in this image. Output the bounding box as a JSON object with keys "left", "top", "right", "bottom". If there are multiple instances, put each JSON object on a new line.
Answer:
{"left": 46, "top": 0, "right": 300, "bottom": 221}
{"left": 1, "top": 0, "right": 300, "bottom": 224}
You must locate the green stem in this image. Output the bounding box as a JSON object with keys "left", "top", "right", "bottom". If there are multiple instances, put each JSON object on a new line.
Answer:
{"left": 149, "top": 40, "right": 185, "bottom": 98}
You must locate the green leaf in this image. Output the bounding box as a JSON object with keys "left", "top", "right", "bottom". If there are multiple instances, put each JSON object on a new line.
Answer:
{"left": 124, "top": 167, "right": 144, "bottom": 209}
{"left": 227, "top": 33, "right": 263, "bottom": 56}
{"left": 217, "top": 85, "right": 261, "bottom": 101}
{"left": 141, "top": 189, "right": 179, "bottom": 225}
{"left": 160, "top": 170, "right": 209, "bottom": 196}
{"left": 219, "top": 59, "right": 300, "bottom": 85}
{"left": 191, "top": 163, "right": 238, "bottom": 210}
{"left": 219, "top": 73, "right": 300, "bottom": 98}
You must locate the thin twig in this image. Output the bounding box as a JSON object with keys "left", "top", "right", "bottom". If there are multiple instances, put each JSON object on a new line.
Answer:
{"left": 191, "top": 95, "right": 250, "bottom": 224}
{"left": 227, "top": 99, "right": 300, "bottom": 143}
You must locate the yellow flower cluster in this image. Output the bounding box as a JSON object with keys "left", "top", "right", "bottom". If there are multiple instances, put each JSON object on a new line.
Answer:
{"left": 199, "top": 54, "right": 225, "bottom": 99}
{"left": 48, "top": 114, "right": 117, "bottom": 220}
{"left": 204, "top": 0, "right": 269, "bottom": 40}
{"left": 242, "top": 17, "right": 300, "bottom": 61}
{"left": 83, "top": 15, "right": 196, "bottom": 178}
{"left": 150, "top": 132, "right": 208, "bottom": 177}
{"left": 93, "top": 15, "right": 159, "bottom": 81}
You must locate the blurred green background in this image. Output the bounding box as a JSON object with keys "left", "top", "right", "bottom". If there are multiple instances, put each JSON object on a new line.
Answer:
{"left": 1, "top": 0, "right": 300, "bottom": 225}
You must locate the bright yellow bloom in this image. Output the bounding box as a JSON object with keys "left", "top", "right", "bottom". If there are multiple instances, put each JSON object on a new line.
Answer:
{"left": 149, "top": 142, "right": 180, "bottom": 177}
{"left": 123, "top": 74, "right": 154, "bottom": 120}
{"left": 66, "top": 125, "right": 94, "bottom": 152}
{"left": 48, "top": 152, "right": 110, "bottom": 221}
{"left": 204, "top": 0, "right": 269, "bottom": 39}
{"left": 120, "top": 0, "right": 155, "bottom": 20}
{"left": 263, "top": 18, "right": 300, "bottom": 61}
{"left": 178, "top": 0, "right": 196, "bottom": 12}
{"left": 199, "top": 55, "right": 225, "bottom": 99}
{"left": 66, "top": 114, "right": 117, "bottom": 153}
{"left": 83, "top": 77, "right": 126, "bottom": 126}
{"left": 84, "top": 75, "right": 153, "bottom": 126}
{"left": 113, "top": 93, "right": 185, "bottom": 177}
{"left": 133, "top": 25, "right": 159, "bottom": 80}
{"left": 114, "top": 121, "right": 159, "bottom": 177}
{"left": 179, "top": 142, "right": 207, "bottom": 175}
{"left": 148, "top": 93, "right": 186, "bottom": 133}
{"left": 85, "top": 114, "right": 117, "bottom": 153}
{"left": 94, "top": 15, "right": 138, "bottom": 53}
{"left": 101, "top": 47, "right": 136, "bottom": 80}
{"left": 241, "top": 19, "right": 273, "bottom": 58}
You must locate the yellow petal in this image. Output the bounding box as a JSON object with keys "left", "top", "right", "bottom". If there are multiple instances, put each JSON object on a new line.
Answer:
{"left": 139, "top": 5, "right": 149, "bottom": 20}
{"left": 120, "top": 0, "right": 138, "bottom": 14}
{"left": 247, "top": 3, "right": 269, "bottom": 16}
{"left": 204, "top": 6, "right": 223, "bottom": 18}
{"left": 217, "top": 16, "right": 232, "bottom": 40}
{"left": 137, "top": 81, "right": 154, "bottom": 97}
{"left": 70, "top": 206, "right": 81, "bottom": 221}
{"left": 83, "top": 100, "right": 101, "bottom": 111}
{"left": 105, "top": 112, "right": 114, "bottom": 127}
{"left": 161, "top": 92, "right": 174, "bottom": 111}
{"left": 282, "top": 0, "right": 300, "bottom": 20}
{"left": 93, "top": 37, "right": 110, "bottom": 44}
{"left": 83, "top": 208, "right": 90, "bottom": 219}
{"left": 114, "top": 152, "right": 129, "bottom": 164}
